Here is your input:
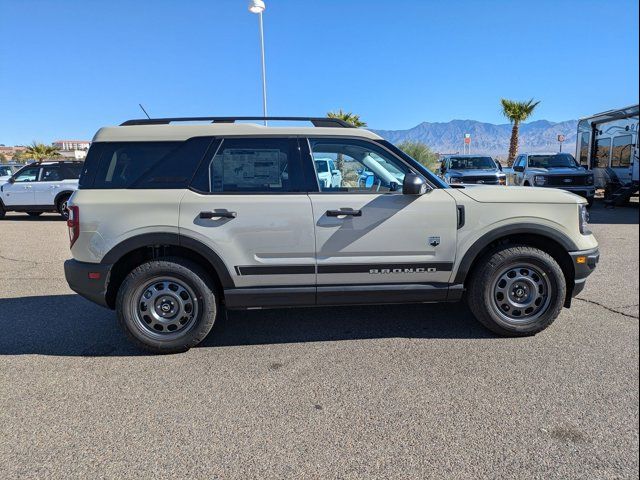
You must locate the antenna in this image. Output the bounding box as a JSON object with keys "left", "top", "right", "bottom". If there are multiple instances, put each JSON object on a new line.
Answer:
{"left": 138, "top": 103, "right": 151, "bottom": 119}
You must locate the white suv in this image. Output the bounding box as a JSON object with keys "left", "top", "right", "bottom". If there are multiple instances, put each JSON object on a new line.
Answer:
{"left": 0, "top": 161, "right": 81, "bottom": 219}
{"left": 64, "top": 117, "right": 599, "bottom": 353}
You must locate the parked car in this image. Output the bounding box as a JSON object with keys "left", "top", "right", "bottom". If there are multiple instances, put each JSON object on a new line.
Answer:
{"left": 439, "top": 155, "right": 506, "bottom": 185}
{"left": 0, "top": 163, "right": 21, "bottom": 184}
{"left": 65, "top": 116, "right": 598, "bottom": 353}
{"left": 0, "top": 161, "right": 82, "bottom": 219}
{"left": 314, "top": 158, "right": 342, "bottom": 188}
{"left": 508, "top": 153, "right": 595, "bottom": 207}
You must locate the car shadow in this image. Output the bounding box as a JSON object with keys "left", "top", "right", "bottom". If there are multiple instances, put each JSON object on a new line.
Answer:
{"left": 0, "top": 294, "right": 494, "bottom": 356}
{"left": 0, "top": 213, "right": 64, "bottom": 221}
{"left": 588, "top": 200, "right": 639, "bottom": 225}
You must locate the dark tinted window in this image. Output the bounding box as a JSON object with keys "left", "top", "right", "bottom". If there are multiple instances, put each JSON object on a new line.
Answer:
{"left": 529, "top": 154, "right": 579, "bottom": 168}
{"left": 191, "top": 138, "right": 302, "bottom": 193}
{"left": 449, "top": 156, "right": 496, "bottom": 169}
{"left": 611, "top": 135, "right": 632, "bottom": 167}
{"left": 61, "top": 164, "right": 82, "bottom": 179}
{"left": 579, "top": 132, "right": 590, "bottom": 166}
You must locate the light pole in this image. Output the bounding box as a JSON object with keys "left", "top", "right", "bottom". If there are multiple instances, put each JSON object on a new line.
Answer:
{"left": 248, "top": 0, "right": 268, "bottom": 125}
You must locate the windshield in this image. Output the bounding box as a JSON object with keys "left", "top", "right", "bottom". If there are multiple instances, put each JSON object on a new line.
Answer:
{"left": 449, "top": 157, "right": 496, "bottom": 170}
{"left": 529, "top": 154, "right": 580, "bottom": 169}
{"left": 0, "top": 166, "right": 12, "bottom": 176}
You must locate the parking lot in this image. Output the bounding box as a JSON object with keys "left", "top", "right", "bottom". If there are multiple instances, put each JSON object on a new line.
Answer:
{"left": 0, "top": 202, "right": 638, "bottom": 479}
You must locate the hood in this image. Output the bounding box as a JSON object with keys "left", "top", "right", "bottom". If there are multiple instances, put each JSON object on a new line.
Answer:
{"left": 527, "top": 166, "right": 590, "bottom": 176}
{"left": 448, "top": 168, "right": 503, "bottom": 177}
{"left": 457, "top": 185, "right": 586, "bottom": 204}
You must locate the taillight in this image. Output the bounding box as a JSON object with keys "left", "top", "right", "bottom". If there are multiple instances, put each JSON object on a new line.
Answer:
{"left": 67, "top": 205, "right": 80, "bottom": 248}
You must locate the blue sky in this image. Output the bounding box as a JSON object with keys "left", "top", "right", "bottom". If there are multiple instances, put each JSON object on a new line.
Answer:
{"left": 0, "top": 0, "right": 638, "bottom": 145}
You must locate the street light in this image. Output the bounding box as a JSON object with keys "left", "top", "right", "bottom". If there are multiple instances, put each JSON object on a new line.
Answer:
{"left": 248, "top": 0, "right": 268, "bottom": 125}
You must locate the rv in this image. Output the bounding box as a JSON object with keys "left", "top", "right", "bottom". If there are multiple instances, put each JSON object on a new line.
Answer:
{"left": 576, "top": 105, "right": 639, "bottom": 206}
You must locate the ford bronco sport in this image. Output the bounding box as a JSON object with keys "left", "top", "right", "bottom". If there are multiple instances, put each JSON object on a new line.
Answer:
{"left": 64, "top": 117, "right": 599, "bottom": 353}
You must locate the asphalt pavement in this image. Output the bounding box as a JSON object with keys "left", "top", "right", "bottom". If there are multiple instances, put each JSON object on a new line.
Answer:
{"left": 0, "top": 202, "right": 638, "bottom": 479}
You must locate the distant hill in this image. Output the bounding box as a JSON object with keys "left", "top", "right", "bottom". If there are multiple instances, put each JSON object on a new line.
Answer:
{"left": 373, "top": 119, "right": 578, "bottom": 159}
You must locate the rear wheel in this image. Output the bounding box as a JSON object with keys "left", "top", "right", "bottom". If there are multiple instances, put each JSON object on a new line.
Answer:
{"left": 116, "top": 257, "right": 217, "bottom": 353}
{"left": 467, "top": 245, "right": 566, "bottom": 336}
{"left": 57, "top": 196, "right": 71, "bottom": 220}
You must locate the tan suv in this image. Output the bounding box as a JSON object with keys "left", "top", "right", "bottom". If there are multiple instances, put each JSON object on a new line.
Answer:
{"left": 64, "top": 117, "right": 599, "bottom": 353}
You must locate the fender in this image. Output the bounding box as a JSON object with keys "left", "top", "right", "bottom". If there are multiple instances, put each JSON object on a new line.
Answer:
{"left": 453, "top": 223, "right": 579, "bottom": 284}
{"left": 101, "top": 232, "right": 235, "bottom": 288}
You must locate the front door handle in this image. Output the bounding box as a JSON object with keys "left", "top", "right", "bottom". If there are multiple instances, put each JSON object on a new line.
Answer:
{"left": 326, "top": 209, "right": 362, "bottom": 217}
{"left": 199, "top": 210, "right": 237, "bottom": 219}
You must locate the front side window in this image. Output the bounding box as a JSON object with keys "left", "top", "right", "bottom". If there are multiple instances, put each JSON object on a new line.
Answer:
{"left": 40, "top": 166, "right": 62, "bottom": 181}
{"left": 594, "top": 138, "right": 611, "bottom": 168}
{"left": 0, "top": 166, "right": 12, "bottom": 176}
{"left": 192, "top": 138, "right": 302, "bottom": 193}
{"left": 309, "top": 138, "right": 410, "bottom": 193}
{"left": 13, "top": 167, "right": 39, "bottom": 182}
{"left": 611, "top": 135, "right": 632, "bottom": 167}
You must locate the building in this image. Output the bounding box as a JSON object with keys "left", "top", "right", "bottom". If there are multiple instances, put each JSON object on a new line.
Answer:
{"left": 53, "top": 140, "right": 91, "bottom": 151}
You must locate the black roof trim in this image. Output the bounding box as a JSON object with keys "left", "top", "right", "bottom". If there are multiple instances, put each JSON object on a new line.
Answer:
{"left": 119, "top": 117, "right": 355, "bottom": 128}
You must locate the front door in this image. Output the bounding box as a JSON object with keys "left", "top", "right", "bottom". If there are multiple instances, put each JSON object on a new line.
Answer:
{"left": 179, "top": 137, "right": 317, "bottom": 306}
{"left": 305, "top": 138, "right": 458, "bottom": 305}
{"left": 1, "top": 166, "right": 39, "bottom": 206}
{"left": 33, "top": 165, "right": 63, "bottom": 205}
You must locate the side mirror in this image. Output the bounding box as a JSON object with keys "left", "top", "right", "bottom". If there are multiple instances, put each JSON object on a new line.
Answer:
{"left": 513, "top": 165, "right": 524, "bottom": 172}
{"left": 8, "top": 177, "right": 15, "bottom": 184}
{"left": 403, "top": 173, "right": 428, "bottom": 195}
{"left": 440, "top": 164, "right": 447, "bottom": 174}
{"left": 331, "top": 169, "right": 340, "bottom": 176}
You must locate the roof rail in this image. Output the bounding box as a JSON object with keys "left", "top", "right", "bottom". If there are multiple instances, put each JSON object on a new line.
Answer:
{"left": 119, "top": 116, "right": 355, "bottom": 128}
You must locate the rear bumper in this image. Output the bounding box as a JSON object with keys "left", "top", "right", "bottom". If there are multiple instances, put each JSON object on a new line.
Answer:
{"left": 64, "top": 259, "right": 112, "bottom": 308}
{"left": 569, "top": 247, "right": 600, "bottom": 297}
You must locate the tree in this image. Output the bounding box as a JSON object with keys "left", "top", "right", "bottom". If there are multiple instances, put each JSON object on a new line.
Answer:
{"left": 501, "top": 98, "right": 540, "bottom": 165}
{"left": 327, "top": 110, "right": 367, "bottom": 172}
{"left": 0, "top": 153, "right": 6, "bottom": 163}
{"left": 397, "top": 140, "right": 439, "bottom": 172}
{"left": 23, "top": 141, "right": 61, "bottom": 162}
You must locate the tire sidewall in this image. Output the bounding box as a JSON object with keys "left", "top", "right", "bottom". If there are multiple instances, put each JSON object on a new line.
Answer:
{"left": 117, "top": 259, "right": 216, "bottom": 353}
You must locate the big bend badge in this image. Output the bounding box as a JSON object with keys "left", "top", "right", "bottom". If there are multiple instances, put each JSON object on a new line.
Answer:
{"left": 428, "top": 236, "right": 441, "bottom": 247}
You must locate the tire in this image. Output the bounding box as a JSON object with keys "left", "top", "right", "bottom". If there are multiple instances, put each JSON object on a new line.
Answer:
{"left": 0, "top": 204, "right": 5, "bottom": 218}
{"left": 466, "top": 245, "right": 566, "bottom": 337}
{"left": 28, "top": 212, "right": 43, "bottom": 217}
{"left": 116, "top": 257, "right": 217, "bottom": 353}
{"left": 57, "top": 195, "right": 71, "bottom": 220}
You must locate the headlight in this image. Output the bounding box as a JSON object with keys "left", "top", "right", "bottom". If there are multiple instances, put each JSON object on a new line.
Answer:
{"left": 534, "top": 175, "right": 547, "bottom": 186}
{"left": 579, "top": 204, "right": 590, "bottom": 235}
{"left": 586, "top": 175, "right": 594, "bottom": 185}
{"left": 449, "top": 177, "right": 463, "bottom": 184}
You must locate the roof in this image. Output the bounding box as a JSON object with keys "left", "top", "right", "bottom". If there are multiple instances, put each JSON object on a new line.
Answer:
{"left": 578, "top": 104, "right": 639, "bottom": 123}
{"left": 93, "top": 122, "right": 383, "bottom": 143}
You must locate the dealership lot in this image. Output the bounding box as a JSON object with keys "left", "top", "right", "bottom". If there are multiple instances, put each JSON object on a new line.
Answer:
{"left": 0, "top": 203, "right": 638, "bottom": 479}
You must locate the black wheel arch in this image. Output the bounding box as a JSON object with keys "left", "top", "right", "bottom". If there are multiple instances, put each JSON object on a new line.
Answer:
{"left": 454, "top": 223, "right": 579, "bottom": 306}
{"left": 54, "top": 190, "right": 74, "bottom": 208}
{"left": 101, "top": 233, "right": 234, "bottom": 309}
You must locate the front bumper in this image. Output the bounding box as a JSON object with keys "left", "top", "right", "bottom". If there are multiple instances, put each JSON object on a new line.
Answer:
{"left": 552, "top": 185, "right": 596, "bottom": 199}
{"left": 64, "top": 259, "right": 112, "bottom": 308}
{"left": 569, "top": 247, "right": 600, "bottom": 297}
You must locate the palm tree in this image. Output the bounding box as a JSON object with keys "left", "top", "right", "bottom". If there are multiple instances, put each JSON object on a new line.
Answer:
{"left": 24, "top": 141, "right": 61, "bottom": 162}
{"left": 327, "top": 109, "right": 367, "bottom": 128}
{"left": 327, "top": 110, "right": 367, "bottom": 172}
{"left": 397, "top": 140, "right": 439, "bottom": 172}
{"left": 501, "top": 99, "right": 540, "bottom": 165}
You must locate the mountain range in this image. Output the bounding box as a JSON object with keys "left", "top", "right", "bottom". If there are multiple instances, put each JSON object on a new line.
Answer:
{"left": 373, "top": 119, "right": 578, "bottom": 159}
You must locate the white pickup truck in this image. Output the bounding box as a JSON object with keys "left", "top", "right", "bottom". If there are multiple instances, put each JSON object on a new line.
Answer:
{"left": 0, "top": 161, "right": 82, "bottom": 219}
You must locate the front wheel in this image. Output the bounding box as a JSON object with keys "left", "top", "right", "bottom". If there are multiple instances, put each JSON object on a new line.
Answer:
{"left": 466, "top": 245, "right": 566, "bottom": 336}
{"left": 116, "top": 257, "right": 217, "bottom": 353}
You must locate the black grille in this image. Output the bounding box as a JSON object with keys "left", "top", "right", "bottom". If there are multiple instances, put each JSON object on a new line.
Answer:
{"left": 546, "top": 175, "right": 588, "bottom": 186}
{"left": 461, "top": 176, "right": 500, "bottom": 184}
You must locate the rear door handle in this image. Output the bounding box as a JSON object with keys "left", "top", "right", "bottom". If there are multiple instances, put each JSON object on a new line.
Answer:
{"left": 199, "top": 210, "right": 237, "bottom": 219}
{"left": 326, "top": 209, "right": 362, "bottom": 217}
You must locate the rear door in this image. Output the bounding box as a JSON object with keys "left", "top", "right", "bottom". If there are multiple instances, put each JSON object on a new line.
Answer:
{"left": 304, "top": 138, "right": 458, "bottom": 304}
{"left": 180, "top": 137, "right": 317, "bottom": 302}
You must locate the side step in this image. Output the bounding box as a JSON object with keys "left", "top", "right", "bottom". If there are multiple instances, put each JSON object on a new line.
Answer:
{"left": 604, "top": 184, "right": 638, "bottom": 208}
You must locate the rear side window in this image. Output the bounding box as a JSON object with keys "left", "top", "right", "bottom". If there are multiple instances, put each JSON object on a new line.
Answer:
{"left": 60, "top": 164, "right": 82, "bottom": 179}
{"left": 83, "top": 138, "right": 212, "bottom": 189}
{"left": 191, "top": 138, "right": 305, "bottom": 193}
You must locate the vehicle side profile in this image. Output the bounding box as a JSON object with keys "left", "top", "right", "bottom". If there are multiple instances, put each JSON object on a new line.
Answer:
{"left": 439, "top": 155, "right": 506, "bottom": 185}
{"left": 508, "top": 153, "right": 595, "bottom": 206}
{"left": 0, "top": 161, "right": 82, "bottom": 219}
{"left": 64, "top": 117, "right": 599, "bottom": 353}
